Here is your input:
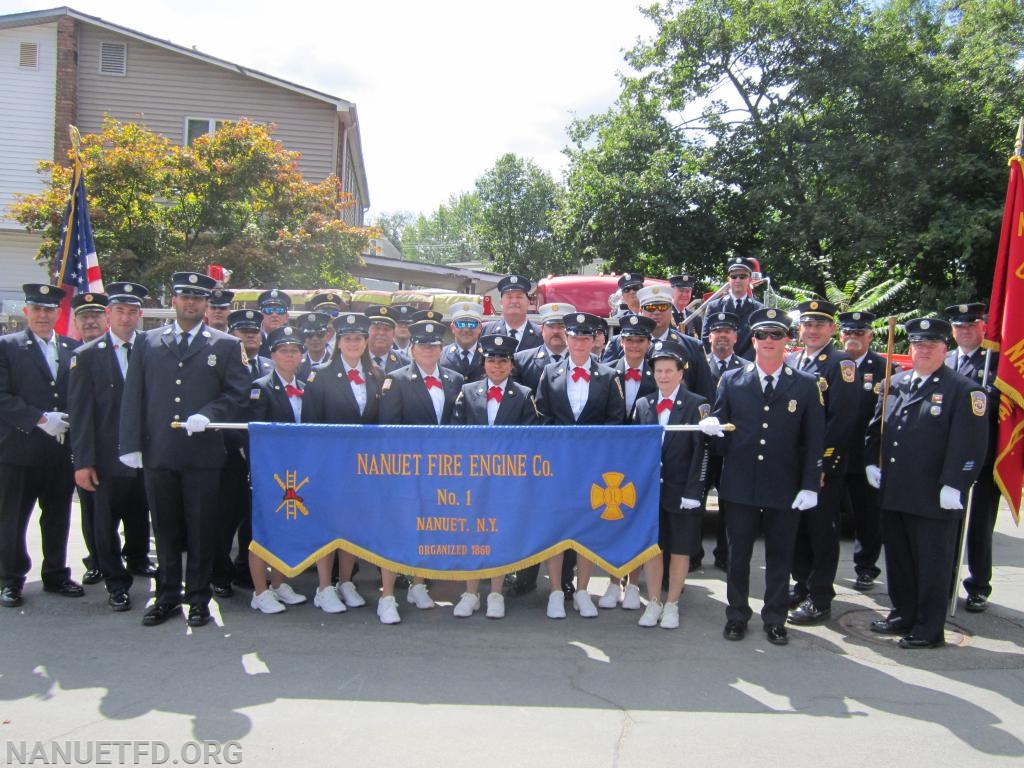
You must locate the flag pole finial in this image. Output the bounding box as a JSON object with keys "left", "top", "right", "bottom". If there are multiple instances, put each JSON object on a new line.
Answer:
{"left": 1015, "top": 117, "right": 1023, "bottom": 156}
{"left": 68, "top": 125, "right": 82, "bottom": 155}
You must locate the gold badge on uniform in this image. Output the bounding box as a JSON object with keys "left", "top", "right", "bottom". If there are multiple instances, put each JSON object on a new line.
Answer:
{"left": 69, "top": 356, "right": 77, "bottom": 370}
{"left": 839, "top": 359, "right": 855, "bottom": 383}
{"left": 308, "top": 371, "right": 317, "bottom": 382}
{"left": 207, "top": 354, "right": 217, "bottom": 366}
{"left": 873, "top": 383, "right": 882, "bottom": 395}
{"left": 788, "top": 399, "right": 797, "bottom": 413}
{"left": 817, "top": 377, "right": 829, "bottom": 392}
{"left": 699, "top": 403, "right": 711, "bottom": 419}
{"left": 971, "top": 391, "right": 987, "bottom": 417}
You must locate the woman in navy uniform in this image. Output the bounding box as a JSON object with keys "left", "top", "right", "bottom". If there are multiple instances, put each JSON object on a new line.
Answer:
{"left": 865, "top": 317, "right": 988, "bottom": 648}
{"left": 302, "top": 313, "right": 382, "bottom": 614}
{"left": 450, "top": 333, "right": 539, "bottom": 619}
{"left": 631, "top": 340, "right": 711, "bottom": 629}
{"left": 376, "top": 320, "right": 465, "bottom": 624}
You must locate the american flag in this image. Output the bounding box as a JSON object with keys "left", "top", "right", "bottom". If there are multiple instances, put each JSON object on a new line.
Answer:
{"left": 53, "top": 155, "right": 103, "bottom": 336}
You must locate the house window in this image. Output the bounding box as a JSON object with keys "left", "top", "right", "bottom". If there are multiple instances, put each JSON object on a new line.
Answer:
{"left": 99, "top": 41, "right": 127, "bottom": 76}
{"left": 185, "top": 118, "right": 229, "bottom": 145}
{"left": 18, "top": 42, "right": 39, "bottom": 70}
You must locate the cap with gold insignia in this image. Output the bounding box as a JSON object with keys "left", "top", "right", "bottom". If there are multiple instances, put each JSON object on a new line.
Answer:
{"left": 297, "top": 312, "right": 331, "bottom": 336}
{"left": 796, "top": 299, "right": 838, "bottom": 322}
{"left": 726, "top": 257, "right": 756, "bottom": 275}
{"left": 637, "top": 285, "right": 671, "bottom": 308}
{"left": 306, "top": 291, "right": 345, "bottom": 312}
{"left": 23, "top": 283, "right": 66, "bottom": 307}
{"left": 171, "top": 272, "right": 216, "bottom": 296}
{"left": 364, "top": 304, "right": 396, "bottom": 328}
{"left": 266, "top": 325, "right": 304, "bottom": 351}
{"left": 537, "top": 303, "right": 575, "bottom": 325}
{"left": 563, "top": 312, "right": 602, "bottom": 336}
{"left": 617, "top": 272, "right": 644, "bottom": 291}
{"left": 749, "top": 307, "right": 792, "bottom": 332}
{"left": 649, "top": 340, "right": 689, "bottom": 365}
{"left": 668, "top": 274, "right": 695, "bottom": 289}
{"left": 479, "top": 334, "right": 516, "bottom": 359}
{"left": 496, "top": 275, "right": 532, "bottom": 294}
{"left": 227, "top": 309, "right": 263, "bottom": 332}
{"left": 412, "top": 309, "right": 445, "bottom": 323}
{"left": 838, "top": 310, "right": 875, "bottom": 331}
{"left": 106, "top": 282, "right": 149, "bottom": 306}
{"left": 208, "top": 288, "right": 234, "bottom": 308}
{"left": 257, "top": 289, "right": 291, "bottom": 309}
{"left": 71, "top": 292, "right": 109, "bottom": 314}
{"left": 333, "top": 313, "right": 370, "bottom": 336}
{"left": 450, "top": 302, "right": 484, "bottom": 322}
{"left": 943, "top": 303, "right": 986, "bottom": 325}
{"left": 905, "top": 317, "right": 950, "bottom": 343}
{"left": 409, "top": 320, "right": 449, "bottom": 345}
{"left": 618, "top": 314, "right": 656, "bottom": 338}
{"left": 706, "top": 311, "right": 740, "bottom": 331}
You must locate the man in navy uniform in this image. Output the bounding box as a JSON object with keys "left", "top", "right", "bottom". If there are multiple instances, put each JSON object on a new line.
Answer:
{"left": 229, "top": 309, "right": 271, "bottom": 381}
{"left": 865, "top": 317, "right": 988, "bottom": 648}
{"left": 616, "top": 272, "right": 644, "bottom": 317}
{"left": 484, "top": 275, "right": 542, "bottom": 353}
{"left": 701, "top": 257, "right": 764, "bottom": 358}
{"left": 389, "top": 305, "right": 418, "bottom": 356}
{"left": 638, "top": 285, "right": 716, "bottom": 402}
{"left": 0, "top": 284, "right": 82, "bottom": 608}
{"left": 838, "top": 311, "right": 894, "bottom": 592}
{"left": 669, "top": 274, "right": 702, "bottom": 340}
{"left": 513, "top": 303, "right": 574, "bottom": 394}
{"left": 365, "top": 305, "right": 409, "bottom": 373}
{"left": 535, "top": 312, "right": 626, "bottom": 619}
{"left": 296, "top": 311, "right": 333, "bottom": 379}
{"left": 257, "top": 289, "right": 291, "bottom": 357}
{"left": 204, "top": 288, "right": 233, "bottom": 332}
{"left": 786, "top": 299, "right": 859, "bottom": 625}
{"left": 944, "top": 303, "right": 1000, "bottom": 612}
{"left": 119, "top": 271, "right": 249, "bottom": 627}
{"left": 442, "top": 302, "right": 485, "bottom": 382}
{"left": 711, "top": 307, "right": 825, "bottom": 645}
{"left": 68, "top": 282, "right": 155, "bottom": 611}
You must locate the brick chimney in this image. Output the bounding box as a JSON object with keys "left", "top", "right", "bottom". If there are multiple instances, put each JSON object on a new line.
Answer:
{"left": 54, "top": 15, "right": 78, "bottom": 165}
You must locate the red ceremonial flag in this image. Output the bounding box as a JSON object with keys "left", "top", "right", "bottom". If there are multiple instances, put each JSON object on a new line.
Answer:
{"left": 53, "top": 149, "right": 103, "bottom": 337}
{"left": 984, "top": 153, "right": 1024, "bottom": 525}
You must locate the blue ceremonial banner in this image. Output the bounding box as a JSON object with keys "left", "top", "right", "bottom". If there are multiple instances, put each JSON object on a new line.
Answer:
{"left": 249, "top": 424, "right": 663, "bottom": 579}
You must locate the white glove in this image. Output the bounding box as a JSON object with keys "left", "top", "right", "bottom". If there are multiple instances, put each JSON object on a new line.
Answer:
{"left": 865, "top": 465, "right": 882, "bottom": 489}
{"left": 792, "top": 490, "right": 818, "bottom": 510}
{"left": 36, "top": 411, "right": 70, "bottom": 437}
{"left": 698, "top": 416, "right": 725, "bottom": 437}
{"left": 119, "top": 452, "right": 143, "bottom": 469}
{"left": 939, "top": 485, "right": 963, "bottom": 510}
{"left": 184, "top": 414, "right": 211, "bottom": 436}
{"left": 679, "top": 497, "right": 701, "bottom": 510}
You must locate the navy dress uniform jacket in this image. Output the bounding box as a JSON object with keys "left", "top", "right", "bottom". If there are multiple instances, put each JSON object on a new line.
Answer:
{"left": 301, "top": 358, "right": 382, "bottom": 424}
{"left": 379, "top": 364, "right": 464, "bottom": 425}
{"left": 700, "top": 296, "right": 764, "bottom": 357}
{"left": 249, "top": 371, "right": 302, "bottom": 423}
{"left": 613, "top": 357, "right": 657, "bottom": 418}
{"left": 708, "top": 354, "right": 745, "bottom": 384}
{"left": 712, "top": 363, "right": 826, "bottom": 510}
{"left": 0, "top": 330, "right": 78, "bottom": 466}
{"left": 441, "top": 343, "right": 485, "bottom": 383}
{"left": 483, "top": 319, "right": 543, "bottom": 353}
{"left": 369, "top": 349, "right": 409, "bottom": 375}
{"left": 119, "top": 324, "right": 250, "bottom": 470}
{"left": 513, "top": 346, "right": 564, "bottom": 393}
{"left": 534, "top": 358, "right": 626, "bottom": 426}
{"left": 849, "top": 350, "right": 896, "bottom": 471}
{"left": 865, "top": 367, "right": 988, "bottom": 520}
{"left": 632, "top": 390, "right": 709, "bottom": 505}
{"left": 450, "top": 379, "right": 540, "bottom": 425}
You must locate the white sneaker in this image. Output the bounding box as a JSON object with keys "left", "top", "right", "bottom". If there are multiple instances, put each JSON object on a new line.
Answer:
{"left": 377, "top": 595, "right": 401, "bottom": 624}
{"left": 639, "top": 599, "right": 663, "bottom": 627}
{"left": 453, "top": 592, "right": 480, "bottom": 618}
{"left": 486, "top": 592, "right": 505, "bottom": 619}
{"left": 573, "top": 590, "right": 598, "bottom": 618}
{"left": 622, "top": 584, "right": 643, "bottom": 610}
{"left": 271, "top": 582, "right": 307, "bottom": 605}
{"left": 337, "top": 581, "right": 366, "bottom": 608}
{"left": 406, "top": 583, "right": 435, "bottom": 609}
{"left": 546, "top": 591, "right": 566, "bottom": 619}
{"left": 660, "top": 601, "right": 680, "bottom": 629}
{"left": 313, "top": 585, "right": 347, "bottom": 614}
{"left": 250, "top": 590, "right": 285, "bottom": 614}
{"left": 598, "top": 582, "right": 621, "bottom": 609}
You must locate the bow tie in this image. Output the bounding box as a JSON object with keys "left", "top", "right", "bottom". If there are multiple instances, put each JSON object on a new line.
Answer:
{"left": 572, "top": 366, "right": 590, "bottom": 383}
{"left": 625, "top": 368, "right": 642, "bottom": 382}
{"left": 284, "top": 384, "right": 303, "bottom": 398}
{"left": 348, "top": 369, "right": 365, "bottom": 385}
{"left": 657, "top": 398, "right": 674, "bottom": 414}
{"left": 424, "top": 376, "right": 443, "bottom": 390}
{"left": 487, "top": 386, "right": 503, "bottom": 403}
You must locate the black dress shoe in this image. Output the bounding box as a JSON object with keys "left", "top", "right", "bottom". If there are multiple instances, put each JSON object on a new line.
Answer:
{"left": 142, "top": 602, "right": 181, "bottom": 626}
{"left": 0, "top": 585, "right": 23, "bottom": 608}
{"left": 108, "top": 590, "right": 131, "bottom": 612}
{"left": 81, "top": 568, "right": 104, "bottom": 585}
{"left": 127, "top": 562, "right": 158, "bottom": 578}
{"left": 870, "top": 617, "right": 910, "bottom": 635}
{"left": 764, "top": 623, "right": 788, "bottom": 645}
{"left": 787, "top": 589, "right": 807, "bottom": 610}
{"left": 965, "top": 594, "right": 988, "bottom": 613}
{"left": 723, "top": 620, "right": 746, "bottom": 641}
{"left": 899, "top": 634, "right": 944, "bottom": 649}
{"left": 43, "top": 578, "right": 85, "bottom": 597}
{"left": 187, "top": 603, "right": 211, "bottom": 627}
{"left": 211, "top": 583, "right": 233, "bottom": 599}
{"left": 788, "top": 599, "right": 831, "bottom": 625}
{"left": 853, "top": 573, "right": 875, "bottom": 591}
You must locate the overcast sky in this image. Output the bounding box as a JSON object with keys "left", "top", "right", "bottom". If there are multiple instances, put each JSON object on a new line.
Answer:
{"left": 5, "top": 0, "right": 658, "bottom": 218}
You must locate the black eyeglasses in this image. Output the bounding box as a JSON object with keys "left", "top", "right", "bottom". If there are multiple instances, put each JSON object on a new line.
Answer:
{"left": 622, "top": 286, "right": 638, "bottom": 293}
{"left": 843, "top": 329, "right": 869, "bottom": 337}
{"left": 753, "top": 329, "right": 787, "bottom": 340}
{"left": 729, "top": 273, "right": 750, "bottom": 280}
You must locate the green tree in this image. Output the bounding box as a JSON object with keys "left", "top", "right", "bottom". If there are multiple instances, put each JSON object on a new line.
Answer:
{"left": 369, "top": 210, "right": 416, "bottom": 255}
{"left": 401, "top": 192, "right": 482, "bottom": 265}
{"left": 10, "top": 117, "right": 374, "bottom": 293}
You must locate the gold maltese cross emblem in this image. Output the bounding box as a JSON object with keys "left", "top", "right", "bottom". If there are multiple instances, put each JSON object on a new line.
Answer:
{"left": 589, "top": 472, "right": 637, "bottom": 521}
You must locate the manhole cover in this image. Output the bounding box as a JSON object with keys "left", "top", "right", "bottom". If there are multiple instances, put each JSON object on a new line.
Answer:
{"left": 839, "top": 608, "right": 971, "bottom": 647}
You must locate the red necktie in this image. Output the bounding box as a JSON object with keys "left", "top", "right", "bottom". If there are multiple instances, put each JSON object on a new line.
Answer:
{"left": 424, "top": 376, "right": 443, "bottom": 390}
{"left": 348, "top": 369, "right": 365, "bottom": 385}
{"left": 625, "top": 368, "right": 642, "bottom": 382}
{"left": 572, "top": 366, "right": 590, "bottom": 383}
{"left": 285, "top": 384, "right": 303, "bottom": 398}
{"left": 657, "top": 398, "right": 673, "bottom": 414}
{"left": 488, "top": 386, "right": 503, "bottom": 403}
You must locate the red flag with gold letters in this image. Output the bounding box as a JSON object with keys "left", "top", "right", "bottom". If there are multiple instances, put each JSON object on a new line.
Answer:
{"left": 985, "top": 154, "right": 1024, "bottom": 524}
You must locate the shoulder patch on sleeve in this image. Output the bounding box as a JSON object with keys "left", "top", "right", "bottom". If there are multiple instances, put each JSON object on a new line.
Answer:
{"left": 971, "top": 390, "right": 987, "bottom": 417}
{"left": 69, "top": 355, "right": 77, "bottom": 369}
{"left": 839, "top": 359, "right": 856, "bottom": 383}
{"left": 698, "top": 403, "right": 711, "bottom": 419}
